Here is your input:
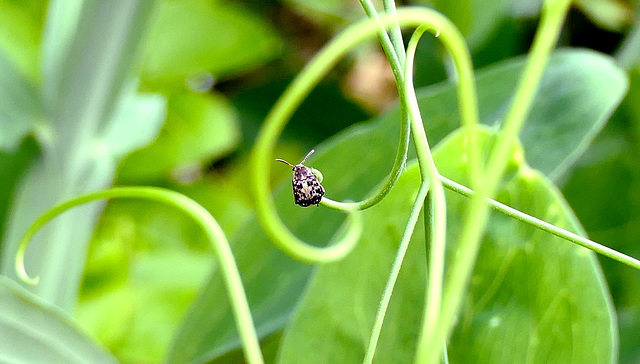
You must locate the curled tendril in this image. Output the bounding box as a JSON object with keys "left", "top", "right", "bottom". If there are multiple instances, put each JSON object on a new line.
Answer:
{"left": 15, "top": 187, "right": 264, "bottom": 364}
{"left": 250, "top": 8, "right": 477, "bottom": 263}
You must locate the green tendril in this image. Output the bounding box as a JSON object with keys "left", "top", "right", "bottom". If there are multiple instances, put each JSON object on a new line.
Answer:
{"left": 364, "top": 178, "right": 430, "bottom": 364}
{"left": 251, "top": 7, "right": 477, "bottom": 264}
{"left": 15, "top": 187, "right": 264, "bottom": 364}
{"left": 415, "top": 1, "right": 574, "bottom": 362}
{"left": 440, "top": 175, "right": 640, "bottom": 271}
{"left": 358, "top": 0, "right": 410, "bottom": 211}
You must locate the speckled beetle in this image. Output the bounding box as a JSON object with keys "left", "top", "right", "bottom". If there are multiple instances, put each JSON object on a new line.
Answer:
{"left": 276, "top": 149, "right": 325, "bottom": 207}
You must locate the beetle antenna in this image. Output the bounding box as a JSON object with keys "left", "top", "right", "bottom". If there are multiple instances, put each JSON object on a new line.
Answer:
{"left": 300, "top": 149, "right": 315, "bottom": 164}
{"left": 275, "top": 158, "right": 294, "bottom": 167}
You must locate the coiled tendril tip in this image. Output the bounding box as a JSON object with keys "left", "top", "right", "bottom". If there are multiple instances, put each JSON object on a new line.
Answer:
{"left": 16, "top": 259, "right": 39, "bottom": 286}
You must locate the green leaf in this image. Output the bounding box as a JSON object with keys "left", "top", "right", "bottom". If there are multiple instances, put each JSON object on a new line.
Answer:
{"left": 100, "top": 85, "right": 167, "bottom": 158}
{"left": 140, "top": 0, "right": 281, "bottom": 87}
{"left": 117, "top": 92, "right": 240, "bottom": 183}
{"left": 0, "top": 276, "right": 117, "bottom": 364}
{"left": 441, "top": 129, "right": 616, "bottom": 363}
{"left": 0, "top": 50, "right": 43, "bottom": 151}
{"left": 167, "top": 49, "right": 624, "bottom": 362}
{"left": 0, "top": 0, "right": 43, "bottom": 82}
{"left": 410, "top": 48, "right": 628, "bottom": 180}
{"left": 278, "top": 128, "right": 616, "bottom": 363}
{"left": 518, "top": 50, "right": 627, "bottom": 179}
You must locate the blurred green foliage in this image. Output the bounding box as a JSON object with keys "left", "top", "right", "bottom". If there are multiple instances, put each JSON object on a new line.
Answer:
{"left": 0, "top": 0, "right": 639, "bottom": 363}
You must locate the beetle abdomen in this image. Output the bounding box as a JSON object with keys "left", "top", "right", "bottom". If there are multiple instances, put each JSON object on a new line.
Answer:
{"left": 292, "top": 174, "right": 325, "bottom": 207}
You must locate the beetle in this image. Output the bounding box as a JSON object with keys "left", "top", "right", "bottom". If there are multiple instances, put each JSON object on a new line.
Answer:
{"left": 276, "top": 149, "right": 325, "bottom": 207}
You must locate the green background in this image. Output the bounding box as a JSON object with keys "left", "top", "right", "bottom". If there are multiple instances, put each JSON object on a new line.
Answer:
{"left": 0, "top": 0, "right": 638, "bottom": 363}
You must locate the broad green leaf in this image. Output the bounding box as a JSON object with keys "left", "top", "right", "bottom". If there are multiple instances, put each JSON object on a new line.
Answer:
{"left": 140, "top": 0, "right": 281, "bottom": 87}
{"left": 0, "top": 276, "right": 117, "bottom": 364}
{"left": 0, "top": 50, "right": 43, "bottom": 151}
{"left": 408, "top": 48, "right": 627, "bottom": 180}
{"left": 518, "top": 50, "right": 626, "bottom": 179}
{"left": 441, "top": 129, "right": 615, "bottom": 363}
{"left": 167, "top": 49, "right": 624, "bottom": 362}
{"left": 278, "top": 128, "right": 615, "bottom": 363}
{"left": 117, "top": 92, "right": 240, "bottom": 183}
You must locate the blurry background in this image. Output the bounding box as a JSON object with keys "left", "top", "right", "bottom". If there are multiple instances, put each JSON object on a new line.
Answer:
{"left": 1, "top": 0, "right": 640, "bottom": 362}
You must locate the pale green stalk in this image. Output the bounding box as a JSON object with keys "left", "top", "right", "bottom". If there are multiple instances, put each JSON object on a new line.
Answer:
{"left": 382, "top": 0, "right": 406, "bottom": 69}
{"left": 403, "top": 27, "right": 448, "bottom": 364}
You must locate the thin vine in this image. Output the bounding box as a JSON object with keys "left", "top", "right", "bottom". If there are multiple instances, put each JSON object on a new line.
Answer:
{"left": 359, "top": 0, "right": 411, "bottom": 211}
{"left": 250, "top": 7, "right": 478, "bottom": 264}
{"left": 15, "top": 187, "right": 264, "bottom": 364}
{"left": 440, "top": 175, "right": 640, "bottom": 270}
{"left": 364, "top": 173, "right": 430, "bottom": 363}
